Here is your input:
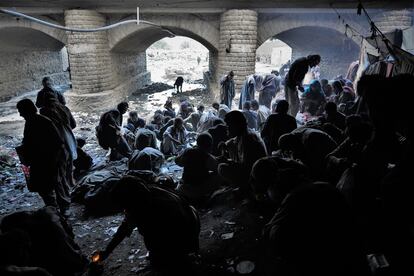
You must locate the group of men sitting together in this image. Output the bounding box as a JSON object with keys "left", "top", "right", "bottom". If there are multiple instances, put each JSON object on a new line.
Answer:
{"left": 1, "top": 62, "right": 414, "bottom": 276}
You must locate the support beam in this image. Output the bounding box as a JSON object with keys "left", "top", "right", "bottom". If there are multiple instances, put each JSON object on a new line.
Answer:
{"left": 64, "top": 9, "right": 118, "bottom": 111}
{"left": 217, "top": 9, "right": 258, "bottom": 93}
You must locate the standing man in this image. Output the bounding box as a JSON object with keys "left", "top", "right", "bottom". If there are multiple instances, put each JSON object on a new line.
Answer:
{"left": 16, "top": 99, "right": 70, "bottom": 216}
{"left": 220, "top": 71, "right": 235, "bottom": 109}
{"left": 35, "top": 77, "right": 66, "bottom": 108}
{"left": 284, "top": 55, "right": 321, "bottom": 117}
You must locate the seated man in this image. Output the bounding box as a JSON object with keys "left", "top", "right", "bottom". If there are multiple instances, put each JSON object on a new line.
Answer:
{"left": 250, "top": 156, "right": 308, "bottom": 206}
{"left": 97, "top": 176, "right": 200, "bottom": 272}
{"left": 261, "top": 100, "right": 297, "bottom": 154}
{"left": 212, "top": 102, "right": 230, "bottom": 120}
{"left": 1, "top": 207, "right": 88, "bottom": 276}
{"left": 323, "top": 102, "right": 346, "bottom": 130}
{"left": 175, "top": 133, "right": 219, "bottom": 204}
{"left": 184, "top": 105, "right": 204, "bottom": 131}
{"left": 300, "top": 79, "right": 326, "bottom": 116}
{"left": 207, "top": 118, "right": 229, "bottom": 156}
{"left": 242, "top": 101, "right": 258, "bottom": 130}
{"left": 73, "top": 138, "right": 93, "bottom": 179}
{"left": 134, "top": 127, "right": 158, "bottom": 150}
{"left": 128, "top": 147, "right": 165, "bottom": 173}
{"left": 218, "top": 111, "right": 267, "bottom": 191}
{"left": 251, "top": 100, "right": 271, "bottom": 131}
{"left": 178, "top": 99, "right": 193, "bottom": 120}
{"left": 161, "top": 117, "right": 188, "bottom": 156}
{"left": 278, "top": 127, "right": 337, "bottom": 180}
{"left": 96, "top": 102, "right": 132, "bottom": 160}
{"left": 124, "top": 111, "right": 146, "bottom": 133}
{"left": 163, "top": 99, "right": 176, "bottom": 118}
{"left": 263, "top": 183, "right": 369, "bottom": 276}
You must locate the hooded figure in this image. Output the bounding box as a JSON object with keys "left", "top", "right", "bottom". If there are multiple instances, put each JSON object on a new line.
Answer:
{"left": 301, "top": 79, "right": 326, "bottom": 116}
{"left": 258, "top": 73, "right": 280, "bottom": 109}
{"left": 238, "top": 74, "right": 263, "bottom": 109}
{"left": 220, "top": 71, "right": 235, "bottom": 108}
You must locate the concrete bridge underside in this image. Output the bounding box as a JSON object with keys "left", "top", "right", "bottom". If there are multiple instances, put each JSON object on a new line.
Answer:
{"left": 0, "top": 5, "right": 412, "bottom": 110}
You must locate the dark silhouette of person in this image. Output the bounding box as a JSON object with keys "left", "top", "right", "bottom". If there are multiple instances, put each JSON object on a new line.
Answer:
{"left": 35, "top": 77, "right": 66, "bottom": 108}
{"left": 163, "top": 99, "right": 176, "bottom": 118}
{"left": 285, "top": 55, "right": 321, "bottom": 117}
{"left": 39, "top": 93, "right": 77, "bottom": 207}
{"left": 278, "top": 127, "right": 337, "bottom": 180}
{"left": 220, "top": 71, "right": 235, "bottom": 108}
{"left": 16, "top": 99, "right": 70, "bottom": 215}
{"left": 261, "top": 100, "right": 297, "bottom": 154}
{"left": 176, "top": 132, "right": 219, "bottom": 204}
{"left": 207, "top": 118, "right": 229, "bottom": 156}
{"left": 98, "top": 176, "right": 200, "bottom": 272}
{"left": 125, "top": 111, "right": 145, "bottom": 133}
{"left": 73, "top": 138, "right": 93, "bottom": 179}
{"left": 96, "top": 102, "right": 131, "bottom": 160}
{"left": 323, "top": 101, "right": 346, "bottom": 130}
{"left": 1, "top": 207, "right": 88, "bottom": 276}
{"left": 174, "top": 76, "right": 184, "bottom": 93}
{"left": 264, "top": 183, "right": 369, "bottom": 276}
{"left": 218, "top": 110, "right": 267, "bottom": 190}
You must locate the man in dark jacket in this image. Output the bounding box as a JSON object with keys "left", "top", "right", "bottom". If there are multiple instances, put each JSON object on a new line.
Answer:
{"left": 285, "top": 55, "right": 321, "bottom": 117}
{"left": 96, "top": 102, "right": 131, "bottom": 160}
{"left": 220, "top": 71, "right": 235, "bottom": 108}
{"left": 98, "top": 176, "right": 200, "bottom": 272}
{"left": 16, "top": 99, "right": 69, "bottom": 215}
{"left": 261, "top": 100, "right": 297, "bottom": 154}
{"left": 35, "top": 77, "right": 66, "bottom": 108}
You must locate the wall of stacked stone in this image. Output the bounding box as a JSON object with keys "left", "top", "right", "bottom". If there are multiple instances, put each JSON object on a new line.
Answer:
{"left": 217, "top": 10, "right": 258, "bottom": 91}
{"left": 64, "top": 10, "right": 116, "bottom": 94}
{"left": 0, "top": 50, "right": 69, "bottom": 101}
{"left": 112, "top": 52, "right": 151, "bottom": 96}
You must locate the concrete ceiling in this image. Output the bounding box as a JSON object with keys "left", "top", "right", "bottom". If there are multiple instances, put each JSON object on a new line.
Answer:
{"left": 276, "top": 26, "right": 359, "bottom": 49}
{"left": 0, "top": 0, "right": 412, "bottom": 11}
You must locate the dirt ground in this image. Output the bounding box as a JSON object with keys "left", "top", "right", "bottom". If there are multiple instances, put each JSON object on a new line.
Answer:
{"left": 0, "top": 83, "right": 278, "bottom": 275}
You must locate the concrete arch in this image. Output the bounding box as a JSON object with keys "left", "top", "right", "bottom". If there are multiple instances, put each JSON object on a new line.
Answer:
{"left": 258, "top": 13, "right": 366, "bottom": 47}
{"left": 108, "top": 14, "right": 220, "bottom": 53}
{"left": 0, "top": 15, "right": 67, "bottom": 46}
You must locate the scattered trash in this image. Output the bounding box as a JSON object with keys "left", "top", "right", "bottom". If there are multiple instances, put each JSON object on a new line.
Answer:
{"left": 138, "top": 252, "right": 150, "bottom": 259}
{"left": 236, "top": 260, "right": 255, "bottom": 274}
{"left": 104, "top": 226, "right": 119, "bottom": 236}
{"left": 224, "top": 221, "right": 236, "bottom": 225}
{"left": 221, "top": 232, "right": 234, "bottom": 240}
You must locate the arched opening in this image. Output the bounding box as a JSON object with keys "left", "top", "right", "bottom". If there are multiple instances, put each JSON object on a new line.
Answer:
{"left": 110, "top": 25, "right": 218, "bottom": 97}
{"left": 256, "top": 39, "right": 292, "bottom": 74}
{"left": 264, "top": 26, "right": 360, "bottom": 79}
{"left": 0, "top": 27, "right": 70, "bottom": 102}
{"left": 147, "top": 36, "right": 209, "bottom": 86}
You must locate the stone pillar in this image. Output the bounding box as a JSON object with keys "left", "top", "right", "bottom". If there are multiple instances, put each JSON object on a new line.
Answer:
{"left": 217, "top": 10, "right": 258, "bottom": 93}
{"left": 64, "top": 10, "right": 117, "bottom": 111}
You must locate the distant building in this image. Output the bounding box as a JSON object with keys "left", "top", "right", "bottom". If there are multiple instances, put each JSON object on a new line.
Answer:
{"left": 256, "top": 39, "right": 292, "bottom": 67}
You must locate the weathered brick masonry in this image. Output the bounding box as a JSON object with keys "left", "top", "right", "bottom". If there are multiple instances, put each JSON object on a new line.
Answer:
{"left": 218, "top": 10, "right": 258, "bottom": 91}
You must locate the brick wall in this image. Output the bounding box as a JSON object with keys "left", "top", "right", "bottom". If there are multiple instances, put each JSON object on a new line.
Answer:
{"left": 64, "top": 10, "right": 116, "bottom": 94}
{"left": 112, "top": 52, "right": 151, "bottom": 97}
{"left": 0, "top": 50, "right": 69, "bottom": 101}
{"left": 217, "top": 10, "right": 258, "bottom": 91}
